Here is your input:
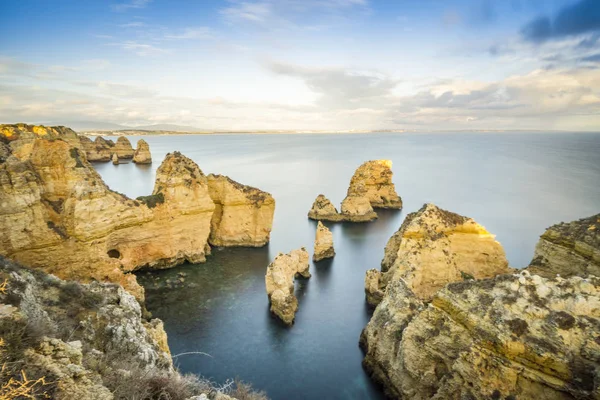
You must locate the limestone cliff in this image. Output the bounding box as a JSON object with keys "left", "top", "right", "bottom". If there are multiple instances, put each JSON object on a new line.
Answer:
{"left": 1, "top": 124, "right": 82, "bottom": 152}
{"left": 313, "top": 221, "right": 335, "bottom": 262}
{"left": 207, "top": 174, "right": 275, "bottom": 247}
{"left": 528, "top": 213, "right": 600, "bottom": 279}
{"left": 365, "top": 203, "right": 510, "bottom": 304}
{"left": 265, "top": 249, "right": 310, "bottom": 325}
{"left": 114, "top": 136, "right": 134, "bottom": 159}
{"left": 345, "top": 160, "right": 402, "bottom": 210}
{"left": 360, "top": 272, "right": 600, "bottom": 399}
{"left": 0, "top": 125, "right": 216, "bottom": 301}
{"left": 308, "top": 194, "right": 343, "bottom": 222}
{"left": 133, "top": 139, "right": 152, "bottom": 164}
{"left": 79, "top": 136, "right": 115, "bottom": 162}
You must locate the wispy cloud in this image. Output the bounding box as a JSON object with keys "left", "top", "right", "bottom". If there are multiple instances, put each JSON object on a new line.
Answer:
{"left": 165, "top": 27, "right": 213, "bottom": 40}
{"left": 120, "top": 22, "right": 146, "bottom": 28}
{"left": 111, "top": 0, "right": 152, "bottom": 12}
{"left": 108, "top": 41, "right": 168, "bottom": 56}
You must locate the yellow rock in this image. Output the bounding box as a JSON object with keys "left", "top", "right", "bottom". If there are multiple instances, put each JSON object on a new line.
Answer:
{"left": 313, "top": 221, "right": 335, "bottom": 262}
{"left": 133, "top": 139, "right": 152, "bottom": 164}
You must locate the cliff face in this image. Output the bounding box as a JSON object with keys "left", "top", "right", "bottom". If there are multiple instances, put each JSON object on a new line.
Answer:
{"left": 345, "top": 160, "right": 402, "bottom": 210}
{"left": 528, "top": 213, "right": 600, "bottom": 278}
{"left": 114, "top": 136, "right": 134, "bottom": 159}
{"left": 265, "top": 249, "right": 310, "bottom": 325}
{"left": 207, "top": 174, "right": 275, "bottom": 247}
{"left": 133, "top": 139, "right": 152, "bottom": 164}
{"left": 366, "top": 203, "right": 510, "bottom": 304}
{"left": 361, "top": 272, "right": 600, "bottom": 400}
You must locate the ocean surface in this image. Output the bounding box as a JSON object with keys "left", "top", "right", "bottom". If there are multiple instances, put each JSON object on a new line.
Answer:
{"left": 92, "top": 132, "right": 600, "bottom": 400}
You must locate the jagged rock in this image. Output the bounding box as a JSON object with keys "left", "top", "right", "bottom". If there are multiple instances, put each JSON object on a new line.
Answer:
{"left": 114, "top": 136, "right": 134, "bottom": 159}
{"left": 1, "top": 123, "right": 82, "bottom": 153}
{"left": 79, "top": 136, "right": 115, "bottom": 162}
{"left": 313, "top": 221, "right": 335, "bottom": 262}
{"left": 345, "top": 160, "right": 402, "bottom": 209}
{"left": 365, "top": 203, "right": 510, "bottom": 305}
{"left": 360, "top": 271, "right": 600, "bottom": 400}
{"left": 133, "top": 139, "right": 152, "bottom": 164}
{"left": 527, "top": 213, "right": 600, "bottom": 279}
{"left": 111, "top": 153, "right": 119, "bottom": 165}
{"left": 207, "top": 174, "right": 275, "bottom": 247}
{"left": 0, "top": 125, "right": 216, "bottom": 301}
{"left": 307, "top": 194, "right": 343, "bottom": 222}
{"left": 340, "top": 195, "right": 378, "bottom": 222}
{"left": 364, "top": 269, "right": 384, "bottom": 307}
{"left": 265, "top": 248, "right": 310, "bottom": 325}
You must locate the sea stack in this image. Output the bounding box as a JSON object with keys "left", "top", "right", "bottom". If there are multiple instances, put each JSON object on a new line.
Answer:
{"left": 345, "top": 160, "right": 402, "bottom": 210}
{"left": 313, "top": 221, "right": 335, "bottom": 262}
{"left": 114, "top": 136, "right": 134, "bottom": 159}
{"left": 207, "top": 174, "right": 275, "bottom": 247}
{"left": 308, "top": 194, "right": 343, "bottom": 222}
{"left": 133, "top": 139, "right": 152, "bottom": 164}
{"left": 265, "top": 248, "right": 311, "bottom": 325}
{"left": 111, "top": 153, "right": 119, "bottom": 164}
{"left": 340, "top": 195, "right": 378, "bottom": 222}
{"left": 79, "top": 136, "right": 115, "bottom": 161}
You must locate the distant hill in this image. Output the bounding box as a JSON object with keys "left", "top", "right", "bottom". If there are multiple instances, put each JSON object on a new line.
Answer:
{"left": 58, "top": 121, "right": 129, "bottom": 131}
{"left": 131, "top": 124, "right": 201, "bottom": 132}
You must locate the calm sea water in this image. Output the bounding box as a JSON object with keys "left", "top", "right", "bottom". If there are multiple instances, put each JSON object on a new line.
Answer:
{"left": 93, "top": 132, "right": 600, "bottom": 400}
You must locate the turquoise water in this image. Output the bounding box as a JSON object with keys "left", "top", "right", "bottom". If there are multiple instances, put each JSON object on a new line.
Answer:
{"left": 93, "top": 132, "right": 600, "bottom": 400}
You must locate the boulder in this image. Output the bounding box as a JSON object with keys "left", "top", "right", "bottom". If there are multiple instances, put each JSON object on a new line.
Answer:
{"left": 265, "top": 248, "right": 310, "bottom": 325}
{"left": 207, "top": 174, "right": 275, "bottom": 247}
{"left": 111, "top": 153, "right": 119, "bottom": 165}
{"left": 527, "top": 213, "right": 600, "bottom": 278}
{"left": 133, "top": 139, "right": 152, "bottom": 164}
{"left": 307, "top": 194, "right": 343, "bottom": 222}
{"left": 114, "top": 136, "right": 134, "bottom": 159}
{"left": 313, "top": 221, "right": 335, "bottom": 262}
{"left": 345, "top": 160, "right": 402, "bottom": 209}
{"left": 340, "top": 195, "right": 378, "bottom": 222}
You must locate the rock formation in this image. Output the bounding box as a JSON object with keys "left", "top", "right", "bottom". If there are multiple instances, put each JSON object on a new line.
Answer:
{"left": 307, "top": 194, "right": 343, "bottom": 222}
{"left": 207, "top": 174, "right": 275, "bottom": 247}
{"left": 528, "top": 213, "right": 600, "bottom": 279}
{"left": 340, "top": 195, "right": 378, "bottom": 222}
{"left": 113, "top": 136, "right": 134, "bottom": 159}
{"left": 345, "top": 160, "right": 402, "bottom": 210}
{"left": 360, "top": 271, "right": 600, "bottom": 400}
{"left": 79, "top": 136, "right": 115, "bottom": 162}
{"left": 111, "top": 152, "right": 119, "bottom": 165}
{"left": 133, "top": 139, "right": 152, "bottom": 164}
{"left": 313, "top": 221, "right": 335, "bottom": 262}
{"left": 265, "top": 248, "right": 311, "bottom": 325}
{"left": 365, "top": 203, "right": 510, "bottom": 304}
{"left": 364, "top": 269, "right": 384, "bottom": 307}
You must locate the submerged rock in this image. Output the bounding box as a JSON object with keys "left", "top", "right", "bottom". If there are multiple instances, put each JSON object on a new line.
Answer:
{"left": 345, "top": 160, "right": 402, "bottom": 209}
{"left": 207, "top": 174, "right": 275, "bottom": 247}
{"left": 133, "top": 139, "right": 152, "bottom": 164}
{"left": 527, "top": 213, "right": 600, "bottom": 279}
{"left": 340, "top": 195, "right": 378, "bottom": 222}
{"left": 265, "top": 248, "right": 310, "bottom": 325}
{"left": 313, "top": 221, "right": 335, "bottom": 262}
{"left": 114, "top": 136, "right": 134, "bottom": 159}
{"left": 360, "top": 271, "right": 600, "bottom": 399}
{"left": 307, "top": 194, "right": 343, "bottom": 222}
{"left": 365, "top": 203, "right": 510, "bottom": 304}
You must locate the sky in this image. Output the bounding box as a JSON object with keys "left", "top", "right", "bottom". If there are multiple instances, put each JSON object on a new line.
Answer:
{"left": 0, "top": 0, "right": 599, "bottom": 131}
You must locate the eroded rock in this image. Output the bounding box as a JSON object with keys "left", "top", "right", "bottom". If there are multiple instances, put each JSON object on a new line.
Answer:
{"left": 133, "top": 139, "right": 152, "bottom": 164}
{"left": 80, "top": 136, "right": 115, "bottom": 162}
{"left": 265, "top": 248, "right": 310, "bottom": 325}
{"left": 313, "top": 221, "right": 335, "bottom": 262}
{"left": 111, "top": 153, "right": 119, "bottom": 165}
{"left": 307, "top": 194, "right": 343, "bottom": 222}
{"left": 345, "top": 160, "right": 402, "bottom": 209}
{"left": 340, "top": 195, "right": 378, "bottom": 222}
{"left": 114, "top": 136, "right": 134, "bottom": 159}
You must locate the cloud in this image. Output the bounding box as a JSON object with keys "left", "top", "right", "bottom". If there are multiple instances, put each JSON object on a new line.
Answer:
{"left": 521, "top": 0, "right": 600, "bottom": 43}
{"left": 111, "top": 0, "right": 151, "bottom": 12}
{"left": 120, "top": 22, "right": 146, "bottom": 28}
{"left": 108, "top": 41, "right": 168, "bottom": 56}
{"left": 164, "top": 27, "right": 213, "bottom": 40}
{"left": 581, "top": 53, "right": 600, "bottom": 63}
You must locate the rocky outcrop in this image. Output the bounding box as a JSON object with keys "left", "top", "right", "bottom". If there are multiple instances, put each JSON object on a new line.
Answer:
{"left": 265, "top": 248, "right": 310, "bottom": 325}
{"left": 307, "top": 194, "right": 343, "bottom": 222}
{"left": 1, "top": 124, "right": 82, "bottom": 152}
{"left": 133, "top": 139, "right": 152, "bottom": 164}
{"left": 528, "top": 213, "right": 600, "bottom": 279}
{"left": 111, "top": 153, "right": 119, "bottom": 165}
{"left": 345, "top": 160, "right": 402, "bottom": 210}
{"left": 365, "top": 203, "right": 510, "bottom": 304}
{"left": 79, "top": 136, "right": 115, "bottom": 162}
{"left": 207, "top": 174, "right": 275, "bottom": 247}
{"left": 340, "top": 195, "right": 378, "bottom": 222}
{"left": 364, "top": 269, "right": 384, "bottom": 307}
{"left": 360, "top": 271, "right": 600, "bottom": 400}
{"left": 113, "top": 136, "right": 134, "bottom": 159}
{"left": 313, "top": 221, "right": 335, "bottom": 262}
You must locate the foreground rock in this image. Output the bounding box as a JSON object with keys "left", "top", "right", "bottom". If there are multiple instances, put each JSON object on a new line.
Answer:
{"left": 114, "top": 136, "right": 134, "bottom": 159}
{"left": 360, "top": 272, "right": 600, "bottom": 399}
{"left": 365, "top": 203, "right": 510, "bottom": 305}
{"left": 313, "top": 221, "right": 335, "bottom": 262}
{"left": 133, "top": 139, "right": 152, "bottom": 164}
{"left": 340, "top": 195, "right": 378, "bottom": 222}
{"left": 345, "top": 160, "right": 402, "bottom": 209}
{"left": 265, "top": 248, "right": 310, "bottom": 325}
{"left": 80, "top": 136, "right": 115, "bottom": 162}
{"left": 528, "top": 213, "right": 600, "bottom": 279}
{"left": 307, "top": 194, "right": 343, "bottom": 222}
{"left": 207, "top": 174, "right": 275, "bottom": 247}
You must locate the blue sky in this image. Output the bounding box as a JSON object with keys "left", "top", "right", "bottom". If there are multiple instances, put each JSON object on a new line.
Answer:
{"left": 0, "top": 0, "right": 599, "bottom": 131}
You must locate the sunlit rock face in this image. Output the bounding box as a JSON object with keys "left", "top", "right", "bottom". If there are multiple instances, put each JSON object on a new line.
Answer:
{"left": 340, "top": 195, "right": 378, "bottom": 222}
{"left": 133, "top": 139, "right": 152, "bottom": 164}
{"left": 307, "top": 194, "right": 343, "bottom": 222}
{"left": 365, "top": 203, "right": 510, "bottom": 305}
{"left": 527, "top": 213, "right": 600, "bottom": 279}
{"left": 265, "top": 248, "right": 311, "bottom": 325}
{"left": 313, "top": 221, "right": 335, "bottom": 262}
{"left": 79, "top": 136, "right": 115, "bottom": 162}
{"left": 207, "top": 174, "right": 275, "bottom": 247}
{"left": 0, "top": 125, "right": 216, "bottom": 301}
{"left": 345, "top": 160, "right": 402, "bottom": 210}
{"left": 114, "top": 136, "right": 134, "bottom": 159}
{"left": 360, "top": 271, "right": 600, "bottom": 400}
